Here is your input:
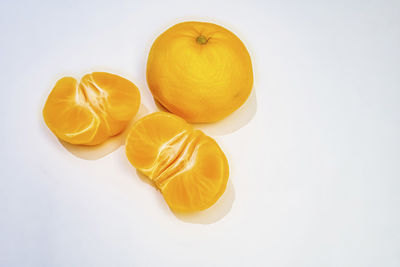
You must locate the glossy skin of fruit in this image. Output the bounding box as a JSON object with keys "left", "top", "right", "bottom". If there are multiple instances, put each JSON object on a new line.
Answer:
{"left": 147, "top": 21, "right": 253, "bottom": 123}
{"left": 125, "top": 112, "right": 229, "bottom": 212}
{"left": 43, "top": 72, "right": 140, "bottom": 145}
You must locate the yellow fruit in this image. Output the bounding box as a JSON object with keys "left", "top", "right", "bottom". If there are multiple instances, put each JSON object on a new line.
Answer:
{"left": 147, "top": 21, "right": 253, "bottom": 123}
{"left": 125, "top": 112, "right": 229, "bottom": 212}
{"left": 43, "top": 72, "right": 140, "bottom": 145}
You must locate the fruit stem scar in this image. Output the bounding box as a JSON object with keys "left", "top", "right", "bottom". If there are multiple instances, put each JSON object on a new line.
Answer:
{"left": 196, "top": 35, "right": 208, "bottom": 45}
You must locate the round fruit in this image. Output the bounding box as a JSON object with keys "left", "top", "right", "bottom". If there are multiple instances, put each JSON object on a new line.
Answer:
{"left": 125, "top": 112, "right": 229, "bottom": 212}
{"left": 43, "top": 72, "right": 140, "bottom": 145}
{"left": 146, "top": 21, "right": 253, "bottom": 123}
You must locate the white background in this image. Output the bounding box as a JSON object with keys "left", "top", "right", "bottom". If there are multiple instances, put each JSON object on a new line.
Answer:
{"left": 1, "top": 0, "right": 399, "bottom": 266}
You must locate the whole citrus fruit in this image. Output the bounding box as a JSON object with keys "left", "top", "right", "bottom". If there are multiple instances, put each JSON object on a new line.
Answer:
{"left": 146, "top": 21, "right": 253, "bottom": 123}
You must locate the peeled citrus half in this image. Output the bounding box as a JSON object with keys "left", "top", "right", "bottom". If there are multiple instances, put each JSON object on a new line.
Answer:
{"left": 125, "top": 112, "right": 229, "bottom": 212}
{"left": 147, "top": 21, "right": 253, "bottom": 123}
{"left": 43, "top": 72, "right": 140, "bottom": 145}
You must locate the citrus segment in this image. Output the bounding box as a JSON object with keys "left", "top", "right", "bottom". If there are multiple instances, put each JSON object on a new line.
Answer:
{"left": 125, "top": 112, "right": 229, "bottom": 212}
{"left": 90, "top": 72, "right": 140, "bottom": 122}
{"left": 125, "top": 112, "right": 190, "bottom": 170}
{"left": 161, "top": 135, "right": 229, "bottom": 212}
{"left": 43, "top": 72, "right": 140, "bottom": 145}
{"left": 43, "top": 77, "right": 100, "bottom": 144}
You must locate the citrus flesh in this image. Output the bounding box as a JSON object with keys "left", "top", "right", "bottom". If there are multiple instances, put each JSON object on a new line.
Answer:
{"left": 147, "top": 21, "right": 253, "bottom": 123}
{"left": 43, "top": 72, "right": 140, "bottom": 145}
{"left": 125, "top": 112, "right": 229, "bottom": 212}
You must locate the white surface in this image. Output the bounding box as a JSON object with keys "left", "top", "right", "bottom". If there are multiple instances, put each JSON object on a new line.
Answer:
{"left": 1, "top": 0, "right": 400, "bottom": 266}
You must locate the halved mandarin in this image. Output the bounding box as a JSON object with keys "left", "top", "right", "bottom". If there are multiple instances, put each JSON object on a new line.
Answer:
{"left": 125, "top": 112, "right": 229, "bottom": 212}
{"left": 43, "top": 72, "right": 140, "bottom": 145}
